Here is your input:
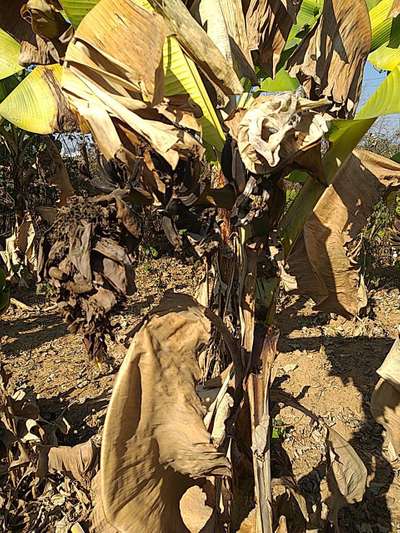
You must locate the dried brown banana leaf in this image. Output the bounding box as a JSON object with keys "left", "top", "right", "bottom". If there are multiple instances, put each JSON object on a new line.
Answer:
{"left": 0, "top": 0, "right": 72, "bottom": 65}
{"left": 286, "top": 150, "right": 400, "bottom": 317}
{"left": 191, "top": 0, "right": 255, "bottom": 81}
{"left": 46, "top": 439, "right": 99, "bottom": 485}
{"left": 288, "top": 0, "right": 371, "bottom": 117}
{"left": 234, "top": 93, "right": 329, "bottom": 175}
{"left": 326, "top": 427, "right": 368, "bottom": 527}
{"left": 96, "top": 293, "right": 231, "bottom": 532}
{"left": 246, "top": 0, "right": 302, "bottom": 77}
{"left": 371, "top": 336, "right": 400, "bottom": 462}
{"left": 40, "top": 195, "right": 140, "bottom": 361}
{"left": 37, "top": 137, "right": 75, "bottom": 206}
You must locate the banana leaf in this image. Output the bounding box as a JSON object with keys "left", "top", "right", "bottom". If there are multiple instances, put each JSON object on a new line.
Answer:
{"left": 0, "top": 65, "right": 76, "bottom": 134}
{"left": 0, "top": 29, "right": 22, "bottom": 80}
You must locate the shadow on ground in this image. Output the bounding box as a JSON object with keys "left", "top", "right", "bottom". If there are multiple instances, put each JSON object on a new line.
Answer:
{"left": 277, "top": 297, "right": 396, "bottom": 531}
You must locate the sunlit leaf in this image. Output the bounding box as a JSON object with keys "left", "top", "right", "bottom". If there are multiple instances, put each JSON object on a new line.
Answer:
{"left": 0, "top": 29, "right": 22, "bottom": 80}
{"left": 58, "top": 0, "right": 98, "bottom": 27}
{"left": 369, "top": 44, "right": 400, "bottom": 70}
{"left": 0, "top": 65, "right": 73, "bottom": 134}
{"left": 259, "top": 69, "right": 299, "bottom": 92}
{"left": 370, "top": 0, "right": 400, "bottom": 50}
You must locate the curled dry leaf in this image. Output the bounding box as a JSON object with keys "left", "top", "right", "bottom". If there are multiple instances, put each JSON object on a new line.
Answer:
{"left": 246, "top": 0, "right": 302, "bottom": 78}
{"left": 286, "top": 150, "right": 400, "bottom": 317}
{"left": 94, "top": 293, "right": 231, "bottom": 532}
{"left": 326, "top": 427, "right": 367, "bottom": 524}
{"left": 287, "top": 0, "right": 371, "bottom": 117}
{"left": 234, "top": 93, "right": 329, "bottom": 175}
{"left": 371, "top": 336, "right": 400, "bottom": 462}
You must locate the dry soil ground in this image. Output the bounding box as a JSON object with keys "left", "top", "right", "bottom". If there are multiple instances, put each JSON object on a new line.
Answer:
{"left": 1, "top": 256, "right": 400, "bottom": 532}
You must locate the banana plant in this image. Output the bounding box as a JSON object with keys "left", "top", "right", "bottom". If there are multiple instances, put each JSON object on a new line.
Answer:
{"left": 0, "top": 1, "right": 400, "bottom": 532}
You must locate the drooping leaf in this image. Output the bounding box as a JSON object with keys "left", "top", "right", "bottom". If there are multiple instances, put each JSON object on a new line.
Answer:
{"left": 0, "top": 64, "right": 76, "bottom": 133}
{"left": 285, "top": 150, "right": 400, "bottom": 317}
{"left": 246, "top": 0, "right": 302, "bottom": 77}
{"left": 288, "top": 0, "right": 372, "bottom": 117}
{"left": 95, "top": 293, "right": 231, "bottom": 531}
{"left": 63, "top": 0, "right": 206, "bottom": 168}
{"left": 326, "top": 427, "right": 368, "bottom": 523}
{"left": 0, "top": 29, "right": 22, "bottom": 80}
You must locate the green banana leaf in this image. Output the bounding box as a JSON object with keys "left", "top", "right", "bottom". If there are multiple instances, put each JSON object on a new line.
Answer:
{"left": 0, "top": 65, "right": 65, "bottom": 133}
{"left": 369, "top": 44, "right": 400, "bottom": 70}
{"left": 259, "top": 69, "right": 299, "bottom": 92}
{"left": 58, "top": 0, "right": 98, "bottom": 27}
{"left": 0, "top": 29, "right": 22, "bottom": 80}
{"left": 370, "top": 0, "right": 400, "bottom": 50}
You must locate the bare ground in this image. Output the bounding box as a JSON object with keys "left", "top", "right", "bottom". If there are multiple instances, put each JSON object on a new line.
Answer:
{"left": 1, "top": 256, "right": 399, "bottom": 532}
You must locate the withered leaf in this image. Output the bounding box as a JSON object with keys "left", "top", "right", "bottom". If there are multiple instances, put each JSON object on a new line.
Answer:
{"left": 246, "top": 0, "right": 302, "bottom": 77}
{"left": 68, "top": 221, "right": 92, "bottom": 282}
{"left": 286, "top": 150, "right": 400, "bottom": 317}
{"left": 371, "top": 337, "right": 400, "bottom": 461}
{"left": 47, "top": 439, "right": 99, "bottom": 485}
{"left": 235, "top": 93, "right": 329, "bottom": 175}
{"left": 326, "top": 428, "right": 367, "bottom": 515}
{"left": 95, "top": 293, "right": 230, "bottom": 532}
{"left": 287, "top": 0, "right": 371, "bottom": 117}
{"left": 191, "top": 0, "right": 255, "bottom": 81}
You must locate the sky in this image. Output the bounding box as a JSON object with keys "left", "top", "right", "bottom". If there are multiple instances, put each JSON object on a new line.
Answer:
{"left": 360, "top": 61, "right": 400, "bottom": 133}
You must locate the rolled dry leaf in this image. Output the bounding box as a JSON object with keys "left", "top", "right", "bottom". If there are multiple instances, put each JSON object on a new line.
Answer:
{"left": 287, "top": 0, "right": 371, "bottom": 117}
{"left": 246, "top": 0, "right": 302, "bottom": 77}
{"left": 96, "top": 293, "right": 231, "bottom": 532}
{"left": 286, "top": 150, "right": 400, "bottom": 317}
